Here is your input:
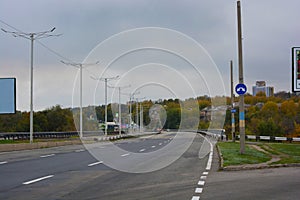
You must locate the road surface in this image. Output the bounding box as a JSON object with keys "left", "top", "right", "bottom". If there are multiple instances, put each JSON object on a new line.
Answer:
{"left": 0, "top": 132, "right": 211, "bottom": 200}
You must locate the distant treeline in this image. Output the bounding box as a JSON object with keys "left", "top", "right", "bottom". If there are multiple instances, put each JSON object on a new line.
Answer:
{"left": 224, "top": 91, "right": 300, "bottom": 139}
{"left": 1, "top": 92, "right": 300, "bottom": 138}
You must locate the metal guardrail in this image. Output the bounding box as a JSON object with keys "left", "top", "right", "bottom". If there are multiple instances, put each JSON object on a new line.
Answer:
{"left": 197, "top": 130, "right": 227, "bottom": 141}
{"left": 0, "top": 131, "right": 128, "bottom": 140}
{"left": 0, "top": 131, "right": 79, "bottom": 140}
{"left": 236, "top": 135, "right": 300, "bottom": 142}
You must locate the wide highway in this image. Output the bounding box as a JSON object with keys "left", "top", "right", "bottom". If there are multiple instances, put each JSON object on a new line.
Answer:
{"left": 0, "top": 132, "right": 212, "bottom": 200}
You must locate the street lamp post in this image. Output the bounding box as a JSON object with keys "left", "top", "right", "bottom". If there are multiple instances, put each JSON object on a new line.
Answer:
{"left": 91, "top": 76, "right": 119, "bottom": 136}
{"left": 140, "top": 103, "right": 143, "bottom": 132}
{"left": 237, "top": 0, "right": 246, "bottom": 154}
{"left": 230, "top": 60, "right": 236, "bottom": 142}
{"left": 108, "top": 84, "right": 130, "bottom": 136}
{"left": 61, "top": 61, "right": 99, "bottom": 138}
{"left": 136, "top": 97, "right": 145, "bottom": 133}
{"left": 1, "top": 27, "right": 59, "bottom": 143}
{"left": 126, "top": 91, "right": 140, "bottom": 133}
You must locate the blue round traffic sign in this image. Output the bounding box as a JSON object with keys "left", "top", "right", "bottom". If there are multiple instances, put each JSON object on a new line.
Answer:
{"left": 235, "top": 83, "right": 247, "bottom": 95}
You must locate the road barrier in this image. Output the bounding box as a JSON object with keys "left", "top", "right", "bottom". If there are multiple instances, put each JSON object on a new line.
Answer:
{"left": 198, "top": 129, "right": 227, "bottom": 141}
{"left": 0, "top": 131, "right": 80, "bottom": 140}
{"left": 236, "top": 135, "right": 300, "bottom": 143}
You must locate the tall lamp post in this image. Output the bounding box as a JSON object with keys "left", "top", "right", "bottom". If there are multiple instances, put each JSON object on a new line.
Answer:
{"left": 108, "top": 84, "right": 130, "bottom": 135}
{"left": 230, "top": 60, "right": 236, "bottom": 142}
{"left": 128, "top": 91, "right": 140, "bottom": 133}
{"left": 91, "top": 76, "right": 119, "bottom": 136}
{"left": 1, "top": 27, "right": 60, "bottom": 143}
{"left": 237, "top": 0, "right": 246, "bottom": 154}
{"left": 136, "top": 97, "right": 146, "bottom": 133}
{"left": 61, "top": 61, "right": 99, "bottom": 138}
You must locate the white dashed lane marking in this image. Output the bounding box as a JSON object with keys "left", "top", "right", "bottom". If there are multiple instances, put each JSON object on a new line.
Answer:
{"left": 195, "top": 188, "right": 203, "bottom": 193}
{"left": 23, "top": 175, "right": 54, "bottom": 185}
{"left": 88, "top": 161, "right": 103, "bottom": 167}
{"left": 198, "top": 180, "right": 205, "bottom": 186}
{"left": 0, "top": 161, "right": 8, "bottom": 165}
{"left": 121, "top": 153, "right": 130, "bottom": 157}
{"left": 200, "top": 176, "right": 207, "bottom": 180}
{"left": 191, "top": 196, "right": 200, "bottom": 200}
{"left": 75, "top": 149, "right": 85, "bottom": 152}
{"left": 151, "top": 145, "right": 156, "bottom": 148}
{"left": 159, "top": 143, "right": 162, "bottom": 146}
{"left": 139, "top": 149, "right": 146, "bottom": 152}
{"left": 40, "top": 154, "right": 55, "bottom": 158}
{"left": 203, "top": 171, "right": 209, "bottom": 175}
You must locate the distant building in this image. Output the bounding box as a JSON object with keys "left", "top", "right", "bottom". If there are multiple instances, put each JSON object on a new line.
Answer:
{"left": 252, "top": 81, "right": 274, "bottom": 97}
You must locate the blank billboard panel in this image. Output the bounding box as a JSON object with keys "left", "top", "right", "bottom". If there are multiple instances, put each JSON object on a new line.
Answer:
{"left": 0, "top": 78, "right": 16, "bottom": 114}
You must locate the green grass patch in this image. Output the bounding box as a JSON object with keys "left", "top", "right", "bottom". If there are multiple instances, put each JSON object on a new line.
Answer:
{"left": 266, "top": 143, "right": 300, "bottom": 165}
{"left": 218, "top": 142, "right": 271, "bottom": 167}
{"left": 272, "top": 156, "right": 300, "bottom": 165}
{"left": 258, "top": 144, "right": 280, "bottom": 155}
{"left": 268, "top": 143, "right": 300, "bottom": 156}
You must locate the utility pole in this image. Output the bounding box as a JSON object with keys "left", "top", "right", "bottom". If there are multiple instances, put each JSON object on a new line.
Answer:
{"left": 62, "top": 61, "right": 99, "bottom": 138}
{"left": 1, "top": 27, "right": 60, "bottom": 143}
{"left": 136, "top": 99, "right": 139, "bottom": 131}
{"left": 108, "top": 84, "right": 130, "bottom": 136}
{"left": 95, "top": 76, "right": 119, "bottom": 136}
{"left": 230, "top": 60, "right": 236, "bottom": 142}
{"left": 140, "top": 103, "right": 143, "bottom": 132}
{"left": 127, "top": 91, "right": 140, "bottom": 133}
{"left": 136, "top": 97, "right": 145, "bottom": 133}
{"left": 237, "top": 0, "right": 245, "bottom": 154}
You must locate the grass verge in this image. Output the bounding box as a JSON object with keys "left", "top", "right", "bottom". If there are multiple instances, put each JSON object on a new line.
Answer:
{"left": 218, "top": 142, "right": 271, "bottom": 167}
{"left": 266, "top": 143, "right": 300, "bottom": 165}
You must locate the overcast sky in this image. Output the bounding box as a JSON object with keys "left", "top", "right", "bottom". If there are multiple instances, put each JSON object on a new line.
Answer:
{"left": 0, "top": 0, "right": 299, "bottom": 111}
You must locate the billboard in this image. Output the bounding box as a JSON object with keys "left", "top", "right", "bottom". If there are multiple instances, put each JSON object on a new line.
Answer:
{"left": 292, "top": 47, "right": 300, "bottom": 92}
{"left": 0, "top": 78, "right": 16, "bottom": 114}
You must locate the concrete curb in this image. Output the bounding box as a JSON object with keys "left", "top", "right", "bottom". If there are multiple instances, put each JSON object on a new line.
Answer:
{"left": 222, "top": 163, "right": 300, "bottom": 171}
{"left": 216, "top": 144, "right": 224, "bottom": 170}
{"left": 0, "top": 140, "right": 82, "bottom": 152}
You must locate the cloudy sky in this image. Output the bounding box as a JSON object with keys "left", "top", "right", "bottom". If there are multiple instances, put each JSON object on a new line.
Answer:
{"left": 0, "top": 0, "right": 299, "bottom": 111}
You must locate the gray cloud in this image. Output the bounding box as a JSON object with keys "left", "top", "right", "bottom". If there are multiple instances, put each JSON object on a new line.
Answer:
{"left": 0, "top": 0, "right": 299, "bottom": 110}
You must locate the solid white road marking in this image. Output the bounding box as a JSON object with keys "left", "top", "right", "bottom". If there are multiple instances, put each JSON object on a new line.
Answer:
{"left": 203, "top": 171, "right": 209, "bottom": 175}
{"left": 121, "top": 153, "right": 130, "bottom": 157}
{"left": 206, "top": 152, "right": 213, "bottom": 170}
{"left": 88, "top": 161, "right": 103, "bottom": 167}
{"left": 40, "top": 154, "right": 55, "bottom": 158}
{"left": 139, "top": 149, "right": 146, "bottom": 152}
{"left": 23, "top": 175, "right": 54, "bottom": 185}
{"left": 200, "top": 176, "right": 207, "bottom": 180}
{"left": 0, "top": 161, "right": 8, "bottom": 165}
{"left": 159, "top": 143, "right": 162, "bottom": 145}
{"left": 195, "top": 188, "right": 203, "bottom": 193}
{"left": 151, "top": 145, "right": 156, "bottom": 148}
{"left": 198, "top": 180, "right": 205, "bottom": 186}
{"left": 191, "top": 196, "right": 200, "bottom": 200}
{"left": 75, "top": 149, "right": 85, "bottom": 152}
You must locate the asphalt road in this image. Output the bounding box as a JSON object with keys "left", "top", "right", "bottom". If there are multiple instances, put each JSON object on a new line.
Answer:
{"left": 0, "top": 132, "right": 210, "bottom": 200}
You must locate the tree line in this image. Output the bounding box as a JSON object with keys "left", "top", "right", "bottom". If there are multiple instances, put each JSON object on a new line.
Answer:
{"left": 1, "top": 92, "right": 300, "bottom": 138}
{"left": 224, "top": 92, "right": 300, "bottom": 138}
